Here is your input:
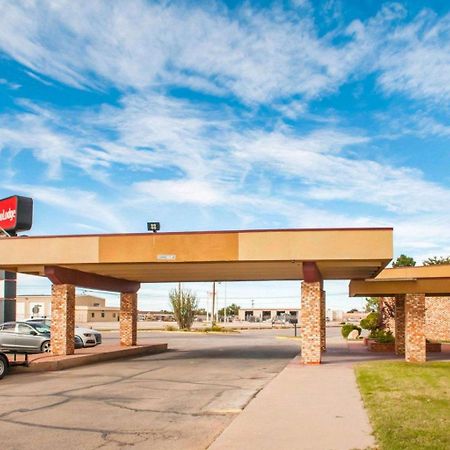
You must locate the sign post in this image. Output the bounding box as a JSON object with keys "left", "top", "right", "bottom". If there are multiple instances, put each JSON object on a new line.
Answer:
{"left": 0, "top": 196, "right": 33, "bottom": 322}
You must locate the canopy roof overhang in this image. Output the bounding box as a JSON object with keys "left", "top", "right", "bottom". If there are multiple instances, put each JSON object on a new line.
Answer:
{"left": 0, "top": 228, "right": 393, "bottom": 290}
{"left": 349, "top": 265, "right": 450, "bottom": 297}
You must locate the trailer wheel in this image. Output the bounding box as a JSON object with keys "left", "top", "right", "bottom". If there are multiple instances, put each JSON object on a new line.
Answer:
{"left": 0, "top": 354, "right": 8, "bottom": 379}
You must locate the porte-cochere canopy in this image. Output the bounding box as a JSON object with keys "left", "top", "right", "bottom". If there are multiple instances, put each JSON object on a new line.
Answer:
{"left": 0, "top": 227, "right": 394, "bottom": 363}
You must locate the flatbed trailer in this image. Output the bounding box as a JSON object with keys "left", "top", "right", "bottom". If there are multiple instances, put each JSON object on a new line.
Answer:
{"left": 0, "top": 351, "right": 29, "bottom": 379}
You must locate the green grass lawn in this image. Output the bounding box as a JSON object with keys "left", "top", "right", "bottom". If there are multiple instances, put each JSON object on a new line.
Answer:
{"left": 355, "top": 361, "right": 450, "bottom": 450}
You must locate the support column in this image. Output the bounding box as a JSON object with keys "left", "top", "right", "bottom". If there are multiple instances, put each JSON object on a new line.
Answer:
{"left": 405, "top": 293, "right": 426, "bottom": 363}
{"left": 51, "top": 284, "right": 75, "bottom": 356}
{"left": 320, "top": 289, "right": 326, "bottom": 352}
{"left": 301, "top": 281, "right": 322, "bottom": 364}
{"left": 394, "top": 294, "right": 405, "bottom": 355}
{"left": 120, "top": 292, "right": 137, "bottom": 346}
{"left": 0, "top": 270, "right": 17, "bottom": 323}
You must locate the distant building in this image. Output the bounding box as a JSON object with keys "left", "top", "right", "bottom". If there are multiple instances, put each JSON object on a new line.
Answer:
{"left": 16, "top": 294, "right": 119, "bottom": 323}
{"left": 327, "top": 308, "right": 344, "bottom": 322}
{"left": 238, "top": 308, "right": 300, "bottom": 322}
{"left": 343, "top": 311, "right": 369, "bottom": 323}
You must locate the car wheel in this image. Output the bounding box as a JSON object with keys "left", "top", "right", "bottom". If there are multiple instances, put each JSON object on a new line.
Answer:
{"left": 75, "top": 336, "right": 84, "bottom": 348}
{"left": 41, "top": 341, "right": 51, "bottom": 353}
{"left": 0, "top": 355, "right": 8, "bottom": 379}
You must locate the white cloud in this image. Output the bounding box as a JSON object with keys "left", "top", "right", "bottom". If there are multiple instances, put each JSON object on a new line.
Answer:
{"left": 135, "top": 179, "right": 225, "bottom": 206}
{"left": 0, "top": 78, "right": 20, "bottom": 90}
{"left": 1, "top": 184, "right": 126, "bottom": 233}
{"left": 0, "top": 0, "right": 380, "bottom": 104}
{"left": 377, "top": 10, "right": 450, "bottom": 103}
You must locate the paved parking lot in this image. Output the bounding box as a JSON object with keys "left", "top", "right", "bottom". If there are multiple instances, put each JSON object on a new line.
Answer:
{"left": 0, "top": 329, "right": 303, "bottom": 450}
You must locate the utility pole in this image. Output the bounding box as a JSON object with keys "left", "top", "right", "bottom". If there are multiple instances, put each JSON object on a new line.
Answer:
{"left": 211, "top": 281, "right": 216, "bottom": 326}
{"left": 224, "top": 282, "right": 227, "bottom": 323}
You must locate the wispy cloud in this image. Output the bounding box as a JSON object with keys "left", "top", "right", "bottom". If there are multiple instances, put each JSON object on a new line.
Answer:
{"left": 0, "top": 78, "right": 20, "bottom": 90}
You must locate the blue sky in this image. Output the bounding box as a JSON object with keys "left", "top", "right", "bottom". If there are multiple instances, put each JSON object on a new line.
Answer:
{"left": 1, "top": 0, "right": 449, "bottom": 312}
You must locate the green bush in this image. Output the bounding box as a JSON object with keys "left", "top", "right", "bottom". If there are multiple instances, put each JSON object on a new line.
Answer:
{"left": 360, "top": 312, "right": 380, "bottom": 332}
{"left": 369, "top": 329, "right": 394, "bottom": 343}
{"left": 341, "top": 323, "right": 361, "bottom": 338}
{"left": 169, "top": 288, "right": 198, "bottom": 331}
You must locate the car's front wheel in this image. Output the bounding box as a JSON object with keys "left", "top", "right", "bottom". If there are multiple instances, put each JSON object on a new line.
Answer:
{"left": 0, "top": 354, "right": 8, "bottom": 379}
{"left": 41, "top": 341, "right": 51, "bottom": 353}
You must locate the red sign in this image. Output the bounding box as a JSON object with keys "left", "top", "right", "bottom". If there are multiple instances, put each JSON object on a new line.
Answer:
{"left": 0, "top": 196, "right": 33, "bottom": 234}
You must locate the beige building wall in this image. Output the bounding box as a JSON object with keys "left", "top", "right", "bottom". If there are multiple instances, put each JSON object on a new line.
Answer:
{"left": 16, "top": 294, "right": 119, "bottom": 323}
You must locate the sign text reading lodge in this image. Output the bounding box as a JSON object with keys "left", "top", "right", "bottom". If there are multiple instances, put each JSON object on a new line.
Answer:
{"left": 0, "top": 196, "right": 33, "bottom": 234}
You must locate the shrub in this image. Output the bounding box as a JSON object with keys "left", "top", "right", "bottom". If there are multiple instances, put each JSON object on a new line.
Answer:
{"left": 341, "top": 323, "right": 361, "bottom": 339}
{"left": 165, "top": 325, "right": 177, "bottom": 332}
{"left": 369, "top": 329, "right": 394, "bottom": 343}
{"left": 360, "top": 312, "right": 380, "bottom": 333}
{"left": 169, "top": 288, "right": 198, "bottom": 331}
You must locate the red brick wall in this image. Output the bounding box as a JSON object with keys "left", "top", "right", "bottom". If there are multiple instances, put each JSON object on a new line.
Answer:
{"left": 425, "top": 297, "right": 450, "bottom": 341}
{"left": 383, "top": 296, "right": 450, "bottom": 342}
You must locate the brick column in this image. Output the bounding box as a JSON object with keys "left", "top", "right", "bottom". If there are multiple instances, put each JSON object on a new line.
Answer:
{"left": 51, "top": 284, "right": 75, "bottom": 356}
{"left": 394, "top": 294, "right": 405, "bottom": 355}
{"left": 320, "top": 289, "right": 326, "bottom": 352}
{"left": 301, "top": 281, "right": 322, "bottom": 364}
{"left": 120, "top": 292, "right": 137, "bottom": 346}
{"left": 405, "top": 293, "right": 426, "bottom": 363}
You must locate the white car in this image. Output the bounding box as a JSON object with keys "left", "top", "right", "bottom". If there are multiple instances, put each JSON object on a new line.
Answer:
{"left": 75, "top": 325, "right": 102, "bottom": 347}
{"left": 26, "top": 319, "right": 102, "bottom": 347}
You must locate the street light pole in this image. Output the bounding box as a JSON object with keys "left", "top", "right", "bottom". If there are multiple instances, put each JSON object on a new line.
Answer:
{"left": 224, "top": 282, "right": 227, "bottom": 323}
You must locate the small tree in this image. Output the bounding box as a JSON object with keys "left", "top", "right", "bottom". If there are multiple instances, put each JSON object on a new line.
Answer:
{"left": 169, "top": 288, "right": 198, "bottom": 330}
{"left": 392, "top": 254, "right": 416, "bottom": 267}
{"left": 360, "top": 312, "right": 380, "bottom": 337}
{"left": 218, "top": 303, "right": 240, "bottom": 318}
{"left": 364, "top": 297, "right": 379, "bottom": 313}
{"left": 423, "top": 256, "right": 450, "bottom": 265}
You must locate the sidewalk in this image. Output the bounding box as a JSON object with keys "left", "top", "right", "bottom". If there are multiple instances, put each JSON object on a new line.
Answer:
{"left": 209, "top": 338, "right": 380, "bottom": 450}
{"left": 209, "top": 336, "right": 448, "bottom": 450}
{"left": 209, "top": 362, "right": 375, "bottom": 450}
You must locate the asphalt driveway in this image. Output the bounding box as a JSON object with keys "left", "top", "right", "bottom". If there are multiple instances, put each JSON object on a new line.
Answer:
{"left": 0, "top": 329, "right": 301, "bottom": 449}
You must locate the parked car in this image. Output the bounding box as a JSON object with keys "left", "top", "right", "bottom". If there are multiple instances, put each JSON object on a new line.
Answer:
{"left": 0, "top": 321, "right": 51, "bottom": 353}
{"left": 26, "top": 319, "right": 102, "bottom": 347}
{"left": 0, "top": 322, "right": 83, "bottom": 354}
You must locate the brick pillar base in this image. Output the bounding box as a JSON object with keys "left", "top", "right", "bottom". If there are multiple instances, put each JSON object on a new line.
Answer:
{"left": 320, "top": 289, "right": 326, "bottom": 352}
{"left": 395, "top": 294, "right": 405, "bottom": 355}
{"left": 405, "top": 293, "right": 426, "bottom": 363}
{"left": 51, "top": 284, "right": 75, "bottom": 356}
{"left": 120, "top": 292, "right": 137, "bottom": 346}
{"left": 301, "top": 281, "right": 322, "bottom": 364}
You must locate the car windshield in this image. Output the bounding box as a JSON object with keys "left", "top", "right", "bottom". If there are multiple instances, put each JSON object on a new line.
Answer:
{"left": 33, "top": 324, "right": 51, "bottom": 334}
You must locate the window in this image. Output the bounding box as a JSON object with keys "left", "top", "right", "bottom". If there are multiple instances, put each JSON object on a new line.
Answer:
{"left": 101, "top": 311, "right": 105, "bottom": 318}
{"left": 112, "top": 313, "right": 116, "bottom": 318}
{"left": 17, "top": 323, "right": 34, "bottom": 334}
{"left": 93, "top": 303, "right": 100, "bottom": 307}
{"left": 91, "top": 313, "right": 95, "bottom": 318}
{"left": 0, "top": 322, "right": 15, "bottom": 332}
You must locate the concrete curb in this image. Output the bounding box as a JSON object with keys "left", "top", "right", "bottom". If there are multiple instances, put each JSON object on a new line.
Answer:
{"left": 10, "top": 343, "right": 168, "bottom": 373}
